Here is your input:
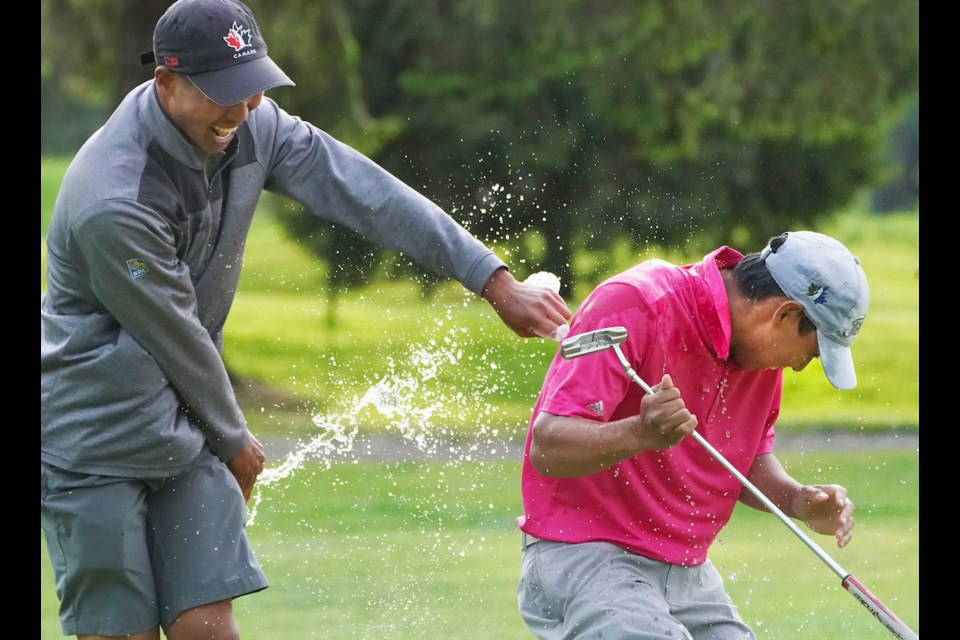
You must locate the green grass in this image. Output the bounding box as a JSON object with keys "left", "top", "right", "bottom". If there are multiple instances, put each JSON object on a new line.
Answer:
{"left": 41, "top": 155, "right": 920, "bottom": 439}
{"left": 40, "top": 154, "right": 919, "bottom": 637}
{"left": 41, "top": 450, "right": 919, "bottom": 639}
{"left": 225, "top": 206, "right": 919, "bottom": 438}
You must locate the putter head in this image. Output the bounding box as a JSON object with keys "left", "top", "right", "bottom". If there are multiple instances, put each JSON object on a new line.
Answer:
{"left": 560, "top": 326, "right": 628, "bottom": 359}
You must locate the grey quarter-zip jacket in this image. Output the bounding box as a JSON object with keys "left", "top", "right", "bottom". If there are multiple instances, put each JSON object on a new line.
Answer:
{"left": 41, "top": 80, "right": 505, "bottom": 477}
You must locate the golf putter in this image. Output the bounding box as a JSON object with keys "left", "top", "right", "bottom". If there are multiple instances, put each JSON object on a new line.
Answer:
{"left": 560, "top": 326, "right": 919, "bottom": 640}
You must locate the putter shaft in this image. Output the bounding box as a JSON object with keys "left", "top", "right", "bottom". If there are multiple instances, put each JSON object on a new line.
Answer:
{"left": 559, "top": 327, "right": 918, "bottom": 640}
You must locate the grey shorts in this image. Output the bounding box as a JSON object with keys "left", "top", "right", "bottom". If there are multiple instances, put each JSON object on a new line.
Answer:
{"left": 40, "top": 447, "right": 268, "bottom": 637}
{"left": 518, "top": 537, "right": 754, "bottom": 640}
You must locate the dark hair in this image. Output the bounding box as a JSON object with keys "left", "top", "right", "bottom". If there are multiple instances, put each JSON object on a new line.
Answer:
{"left": 731, "top": 233, "right": 788, "bottom": 301}
{"left": 732, "top": 233, "right": 816, "bottom": 334}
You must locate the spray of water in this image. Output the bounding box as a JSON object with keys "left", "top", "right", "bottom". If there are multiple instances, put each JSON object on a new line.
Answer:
{"left": 245, "top": 271, "right": 565, "bottom": 524}
{"left": 247, "top": 336, "right": 506, "bottom": 524}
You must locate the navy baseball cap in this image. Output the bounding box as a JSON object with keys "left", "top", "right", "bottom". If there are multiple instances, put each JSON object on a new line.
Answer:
{"left": 141, "top": 0, "right": 294, "bottom": 106}
{"left": 762, "top": 231, "right": 870, "bottom": 390}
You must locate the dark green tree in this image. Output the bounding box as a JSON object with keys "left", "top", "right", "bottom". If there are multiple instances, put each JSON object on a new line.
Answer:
{"left": 346, "top": 0, "right": 919, "bottom": 289}
{"left": 41, "top": 0, "right": 168, "bottom": 152}
{"left": 41, "top": 0, "right": 168, "bottom": 107}
{"left": 41, "top": 0, "right": 919, "bottom": 299}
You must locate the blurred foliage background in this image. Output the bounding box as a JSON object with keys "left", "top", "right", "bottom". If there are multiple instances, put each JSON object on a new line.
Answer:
{"left": 41, "top": 1, "right": 919, "bottom": 437}
{"left": 41, "top": 0, "right": 918, "bottom": 296}
{"left": 41, "top": 8, "right": 919, "bottom": 634}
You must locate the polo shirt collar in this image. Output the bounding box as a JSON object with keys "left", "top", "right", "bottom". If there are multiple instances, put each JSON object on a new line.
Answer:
{"left": 693, "top": 245, "right": 744, "bottom": 361}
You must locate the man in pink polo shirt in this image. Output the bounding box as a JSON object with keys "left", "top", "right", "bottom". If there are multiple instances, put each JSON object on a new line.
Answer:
{"left": 517, "top": 231, "right": 868, "bottom": 639}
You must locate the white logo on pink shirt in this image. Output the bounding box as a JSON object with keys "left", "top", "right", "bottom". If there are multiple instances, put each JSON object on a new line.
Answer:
{"left": 587, "top": 401, "right": 604, "bottom": 417}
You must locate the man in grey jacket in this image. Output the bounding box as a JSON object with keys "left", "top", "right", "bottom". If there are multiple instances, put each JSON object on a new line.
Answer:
{"left": 40, "top": 1, "right": 571, "bottom": 638}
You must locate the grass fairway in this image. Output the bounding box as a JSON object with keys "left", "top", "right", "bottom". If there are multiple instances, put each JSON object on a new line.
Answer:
{"left": 42, "top": 153, "right": 919, "bottom": 439}
{"left": 221, "top": 207, "right": 919, "bottom": 439}
{"left": 41, "top": 156, "right": 919, "bottom": 637}
{"left": 42, "top": 449, "right": 918, "bottom": 639}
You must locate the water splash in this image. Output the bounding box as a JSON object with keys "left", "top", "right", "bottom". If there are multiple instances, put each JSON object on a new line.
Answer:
{"left": 246, "top": 339, "right": 491, "bottom": 525}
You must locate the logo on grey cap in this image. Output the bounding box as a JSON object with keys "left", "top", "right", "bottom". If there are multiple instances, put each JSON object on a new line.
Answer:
{"left": 806, "top": 283, "right": 828, "bottom": 305}
{"left": 844, "top": 316, "right": 865, "bottom": 339}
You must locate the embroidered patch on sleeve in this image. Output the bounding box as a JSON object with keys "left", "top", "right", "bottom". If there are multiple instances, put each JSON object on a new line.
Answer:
{"left": 126, "top": 258, "right": 149, "bottom": 279}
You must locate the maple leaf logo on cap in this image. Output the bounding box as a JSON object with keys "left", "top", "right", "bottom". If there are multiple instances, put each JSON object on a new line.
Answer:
{"left": 223, "top": 21, "right": 253, "bottom": 52}
{"left": 806, "top": 282, "right": 828, "bottom": 305}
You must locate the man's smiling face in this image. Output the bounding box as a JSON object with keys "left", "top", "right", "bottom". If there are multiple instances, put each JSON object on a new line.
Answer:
{"left": 156, "top": 68, "right": 263, "bottom": 155}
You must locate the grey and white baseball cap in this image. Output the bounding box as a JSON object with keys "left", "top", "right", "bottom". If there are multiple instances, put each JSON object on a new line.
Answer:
{"left": 762, "top": 231, "right": 869, "bottom": 390}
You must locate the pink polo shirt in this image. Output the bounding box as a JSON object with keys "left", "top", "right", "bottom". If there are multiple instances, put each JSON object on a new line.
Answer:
{"left": 518, "top": 247, "right": 781, "bottom": 566}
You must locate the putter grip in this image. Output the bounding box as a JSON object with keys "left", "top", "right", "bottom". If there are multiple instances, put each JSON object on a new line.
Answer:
{"left": 842, "top": 575, "right": 919, "bottom": 640}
